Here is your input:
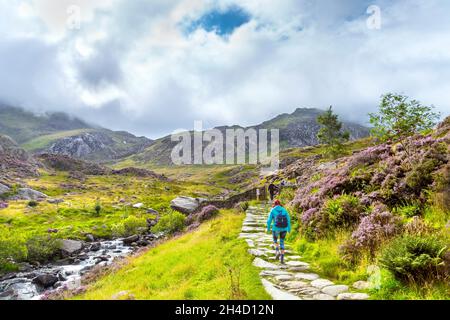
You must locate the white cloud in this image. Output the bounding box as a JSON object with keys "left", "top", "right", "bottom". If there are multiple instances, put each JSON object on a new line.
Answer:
{"left": 0, "top": 0, "right": 449, "bottom": 138}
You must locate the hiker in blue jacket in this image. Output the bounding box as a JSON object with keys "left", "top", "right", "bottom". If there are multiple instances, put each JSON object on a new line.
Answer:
{"left": 267, "top": 199, "right": 291, "bottom": 264}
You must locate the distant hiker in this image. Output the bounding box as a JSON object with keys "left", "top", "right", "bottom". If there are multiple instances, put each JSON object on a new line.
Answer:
{"left": 268, "top": 183, "right": 278, "bottom": 201}
{"left": 266, "top": 199, "right": 291, "bottom": 264}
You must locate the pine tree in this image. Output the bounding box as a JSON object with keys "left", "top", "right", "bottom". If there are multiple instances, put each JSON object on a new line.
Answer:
{"left": 317, "top": 106, "right": 350, "bottom": 158}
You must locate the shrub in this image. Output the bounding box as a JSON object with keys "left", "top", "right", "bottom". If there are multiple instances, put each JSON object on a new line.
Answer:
{"left": 394, "top": 203, "right": 421, "bottom": 218}
{"left": 197, "top": 205, "right": 219, "bottom": 222}
{"left": 152, "top": 211, "right": 186, "bottom": 235}
{"left": 379, "top": 235, "right": 448, "bottom": 283}
{"left": 112, "top": 216, "right": 147, "bottom": 237}
{"left": 27, "top": 200, "right": 39, "bottom": 208}
{"left": 26, "top": 235, "right": 62, "bottom": 263}
{"left": 94, "top": 202, "right": 102, "bottom": 217}
{"left": 322, "top": 194, "right": 364, "bottom": 230}
{"left": 340, "top": 205, "right": 402, "bottom": 262}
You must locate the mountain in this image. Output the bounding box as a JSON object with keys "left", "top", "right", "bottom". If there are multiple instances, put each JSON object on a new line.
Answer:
{"left": 0, "top": 134, "right": 39, "bottom": 181}
{"left": 129, "top": 108, "right": 370, "bottom": 166}
{"left": 0, "top": 105, "right": 153, "bottom": 162}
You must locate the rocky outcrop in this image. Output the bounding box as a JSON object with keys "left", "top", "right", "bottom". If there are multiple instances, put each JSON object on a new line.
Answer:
{"left": 0, "top": 135, "right": 39, "bottom": 179}
{"left": 170, "top": 196, "right": 207, "bottom": 215}
{"left": 9, "top": 188, "right": 48, "bottom": 201}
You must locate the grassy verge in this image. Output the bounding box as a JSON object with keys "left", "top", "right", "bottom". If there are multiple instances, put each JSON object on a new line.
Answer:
{"left": 73, "top": 210, "right": 271, "bottom": 300}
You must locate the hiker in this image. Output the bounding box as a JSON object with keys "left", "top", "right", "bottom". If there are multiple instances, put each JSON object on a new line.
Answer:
{"left": 268, "top": 183, "right": 278, "bottom": 201}
{"left": 266, "top": 199, "right": 291, "bottom": 264}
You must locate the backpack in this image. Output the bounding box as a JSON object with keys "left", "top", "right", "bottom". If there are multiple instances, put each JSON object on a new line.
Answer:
{"left": 274, "top": 210, "right": 288, "bottom": 228}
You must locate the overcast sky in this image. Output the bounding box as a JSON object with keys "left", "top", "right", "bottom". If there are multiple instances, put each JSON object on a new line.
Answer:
{"left": 0, "top": 0, "right": 449, "bottom": 139}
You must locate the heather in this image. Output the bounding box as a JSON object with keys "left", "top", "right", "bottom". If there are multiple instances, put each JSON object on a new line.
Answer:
{"left": 277, "top": 116, "right": 450, "bottom": 299}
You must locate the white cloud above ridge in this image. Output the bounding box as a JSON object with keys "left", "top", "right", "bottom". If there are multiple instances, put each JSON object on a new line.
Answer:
{"left": 0, "top": 0, "right": 449, "bottom": 139}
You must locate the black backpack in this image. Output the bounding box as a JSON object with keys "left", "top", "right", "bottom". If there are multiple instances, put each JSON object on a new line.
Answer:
{"left": 275, "top": 211, "right": 288, "bottom": 228}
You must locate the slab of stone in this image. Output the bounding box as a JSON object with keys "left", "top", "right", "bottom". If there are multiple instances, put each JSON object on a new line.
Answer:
{"left": 286, "top": 255, "right": 302, "bottom": 260}
{"left": 294, "top": 273, "right": 320, "bottom": 281}
{"left": 337, "top": 293, "right": 370, "bottom": 300}
{"left": 242, "top": 226, "right": 266, "bottom": 233}
{"left": 352, "top": 281, "right": 371, "bottom": 290}
{"left": 290, "top": 287, "right": 321, "bottom": 296}
{"left": 248, "top": 249, "right": 267, "bottom": 257}
{"left": 245, "top": 239, "right": 255, "bottom": 247}
{"left": 288, "top": 266, "right": 310, "bottom": 272}
{"left": 313, "top": 293, "right": 335, "bottom": 300}
{"left": 322, "top": 285, "right": 349, "bottom": 296}
{"left": 311, "top": 279, "right": 334, "bottom": 289}
{"left": 275, "top": 274, "right": 294, "bottom": 281}
{"left": 260, "top": 270, "right": 292, "bottom": 277}
{"left": 253, "top": 258, "right": 279, "bottom": 269}
{"left": 279, "top": 281, "right": 309, "bottom": 290}
{"left": 170, "top": 196, "right": 206, "bottom": 214}
{"left": 261, "top": 279, "right": 301, "bottom": 300}
{"left": 285, "top": 261, "right": 309, "bottom": 267}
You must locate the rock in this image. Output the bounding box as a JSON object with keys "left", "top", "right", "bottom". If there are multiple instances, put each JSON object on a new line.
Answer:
{"left": 47, "top": 228, "right": 59, "bottom": 234}
{"left": 11, "top": 188, "right": 48, "bottom": 201}
{"left": 313, "top": 293, "right": 335, "bottom": 300}
{"left": 137, "top": 240, "right": 149, "bottom": 247}
{"left": 146, "top": 208, "right": 159, "bottom": 215}
{"left": 33, "top": 274, "right": 58, "bottom": 288}
{"left": 17, "top": 262, "right": 33, "bottom": 272}
{"left": 248, "top": 249, "right": 267, "bottom": 257}
{"left": 48, "top": 198, "right": 64, "bottom": 204}
{"left": 123, "top": 235, "right": 139, "bottom": 245}
{"left": 60, "top": 239, "right": 83, "bottom": 256}
{"left": 260, "top": 270, "right": 292, "bottom": 277}
{"left": 311, "top": 279, "right": 334, "bottom": 289}
{"left": 133, "top": 203, "right": 144, "bottom": 209}
{"left": 280, "top": 281, "right": 309, "bottom": 290}
{"left": 337, "top": 293, "right": 370, "bottom": 300}
{"left": 0, "top": 183, "right": 10, "bottom": 195}
{"left": 322, "top": 285, "right": 349, "bottom": 296}
{"left": 78, "top": 254, "right": 89, "bottom": 261}
{"left": 170, "top": 196, "right": 207, "bottom": 215}
{"left": 261, "top": 279, "right": 301, "bottom": 300}
{"left": 94, "top": 256, "right": 109, "bottom": 262}
{"left": 252, "top": 258, "right": 279, "bottom": 269}
{"left": 111, "top": 290, "right": 135, "bottom": 300}
{"left": 285, "top": 261, "right": 309, "bottom": 267}
{"left": 294, "top": 273, "right": 320, "bottom": 281}
{"left": 90, "top": 242, "right": 101, "bottom": 251}
{"left": 275, "top": 274, "right": 294, "bottom": 281}
{"left": 0, "top": 201, "right": 8, "bottom": 209}
{"left": 352, "top": 280, "right": 371, "bottom": 290}
{"left": 245, "top": 239, "right": 255, "bottom": 247}
{"left": 86, "top": 234, "right": 95, "bottom": 242}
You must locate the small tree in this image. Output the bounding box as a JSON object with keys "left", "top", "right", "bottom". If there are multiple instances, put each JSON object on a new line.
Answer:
{"left": 369, "top": 93, "right": 440, "bottom": 162}
{"left": 317, "top": 106, "right": 350, "bottom": 158}
{"left": 94, "top": 201, "right": 102, "bottom": 217}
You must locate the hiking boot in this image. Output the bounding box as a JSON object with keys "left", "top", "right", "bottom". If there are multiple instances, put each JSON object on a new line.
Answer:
{"left": 280, "top": 254, "right": 285, "bottom": 264}
{"left": 275, "top": 250, "right": 280, "bottom": 261}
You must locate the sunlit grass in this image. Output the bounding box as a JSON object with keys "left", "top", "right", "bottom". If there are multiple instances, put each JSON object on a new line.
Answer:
{"left": 73, "top": 210, "right": 271, "bottom": 300}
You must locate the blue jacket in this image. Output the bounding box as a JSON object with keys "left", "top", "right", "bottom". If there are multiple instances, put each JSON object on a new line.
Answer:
{"left": 267, "top": 206, "right": 291, "bottom": 233}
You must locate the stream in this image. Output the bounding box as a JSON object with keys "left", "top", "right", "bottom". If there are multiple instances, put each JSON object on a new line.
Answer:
{"left": 0, "top": 237, "right": 152, "bottom": 300}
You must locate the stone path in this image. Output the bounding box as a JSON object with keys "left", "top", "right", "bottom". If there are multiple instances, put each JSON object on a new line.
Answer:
{"left": 240, "top": 205, "right": 370, "bottom": 300}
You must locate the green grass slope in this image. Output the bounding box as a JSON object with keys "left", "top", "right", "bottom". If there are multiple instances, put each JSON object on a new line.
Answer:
{"left": 74, "top": 210, "right": 271, "bottom": 300}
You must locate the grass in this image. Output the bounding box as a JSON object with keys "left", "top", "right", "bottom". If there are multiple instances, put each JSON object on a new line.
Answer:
{"left": 73, "top": 210, "right": 271, "bottom": 300}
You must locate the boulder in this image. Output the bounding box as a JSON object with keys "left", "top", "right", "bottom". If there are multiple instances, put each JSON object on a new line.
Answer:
{"left": 85, "top": 234, "right": 95, "bottom": 242}
{"left": 10, "top": 188, "right": 48, "bottom": 201}
{"left": 322, "top": 285, "right": 349, "bottom": 296}
{"left": 90, "top": 242, "right": 101, "bottom": 251}
{"left": 60, "top": 239, "right": 83, "bottom": 256}
{"left": 33, "top": 274, "right": 58, "bottom": 288}
{"left": 337, "top": 293, "right": 369, "bottom": 300}
{"left": 353, "top": 280, "right": 371, "bottom": 290}
{"left": 132, "top": 203, "right": 144, "bottom": 209}
{"left": 170, "top": 196, "right": 207, "bottom": 215}
{"left": 123, "top": 235, "right": 139, "bottom": 245}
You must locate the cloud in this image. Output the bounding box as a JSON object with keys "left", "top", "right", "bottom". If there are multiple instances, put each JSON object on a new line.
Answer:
{"left": 0, "top": 0, "right": 449, "bottom": 139}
